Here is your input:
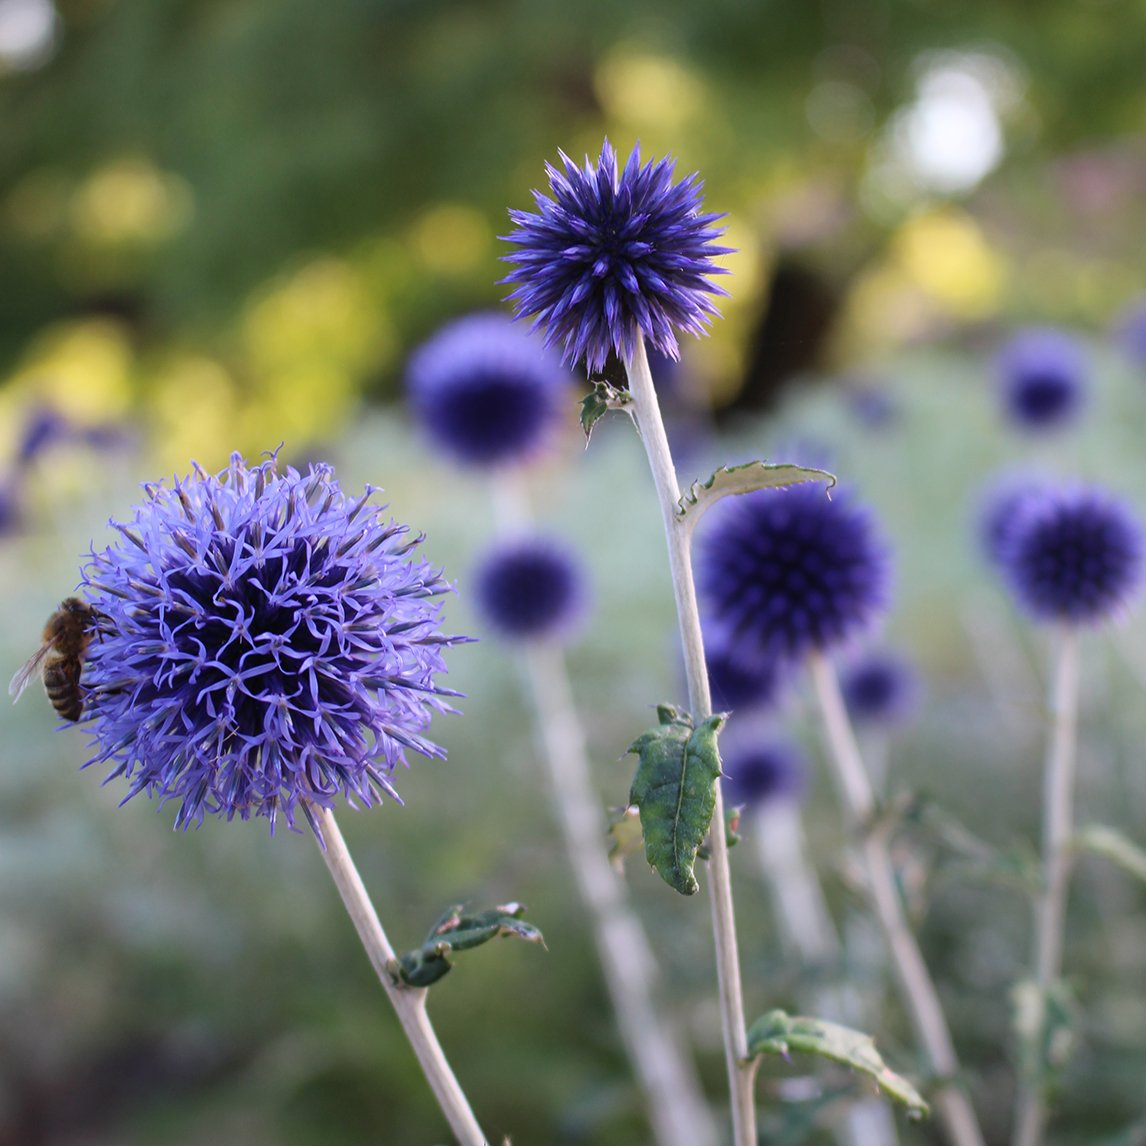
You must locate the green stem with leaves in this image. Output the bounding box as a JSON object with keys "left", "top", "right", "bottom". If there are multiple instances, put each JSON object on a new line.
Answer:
{"left": 807, "top": 650, "right": 986, "bottom": 1146}
{"left": 313, "top": 805, "right": 489, "bottom": 1146}
{"left": 623, "top": 333, "right": 756, "bottom": 1146}
{"left": 1012, "top": 626, "right": 1080, "bottom": 1146}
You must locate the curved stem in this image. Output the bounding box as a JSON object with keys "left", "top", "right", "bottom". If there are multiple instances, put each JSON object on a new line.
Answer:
{"left": 524, "top": 641, "right": 717, "bottom": 1146}
{"left": 808, "top": 650, "right": 985, "bottom": 1146}
{"left": 1012, "top": 627, "right": 1080, "bottom": 1146}
{"left": 313, "top": 806, "right": 488, "bottom": 1146}
{"left": 623, "top": 334, "right": 756, "bottom": 1146}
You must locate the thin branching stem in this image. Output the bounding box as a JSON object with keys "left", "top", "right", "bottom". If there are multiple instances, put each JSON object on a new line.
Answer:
{"left": 1012, "top": 626, "right": 1080, "bottom": 1146}
{"left": 623, "top": 333, "right": 757, "bottom": 1146}
{"left": 313, "top": 805, "right": 489, "bottom": 1146}
{"left": 808, "top": 650, "right": 986, "bottom": 1146}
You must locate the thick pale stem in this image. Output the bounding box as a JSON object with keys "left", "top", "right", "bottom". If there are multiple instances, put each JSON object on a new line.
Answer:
{"left": 524, "top": 641, "right": 716, "bottom": 1146}
{"left": 1012, "top": 627, "right": 1080, "bottom": 1146}
{"left": 313, "top": 806, "right": 489, "bottom": 1146}
{"left": 808, "top": 651, "right": 986, "bottom": 1146}
{"left": 623, "top": 333, "right": 756, "bottom": 1146}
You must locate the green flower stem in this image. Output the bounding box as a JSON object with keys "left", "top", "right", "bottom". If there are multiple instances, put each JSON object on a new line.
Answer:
{"left": 623, "top": 333, "right": 756, "bottom": 1146}
{"left": 522, "top": 640, "right": 718, "bottom": 1146}
{"left": 1012, "top": 626, "right": 1080, "bottom": 1146}
{"left": 753, "top": 802, "right": 900, "bottom": 1146}
{"left": 807, "top": 650, "right": 986, "bottom": 1146}
{"left": 313, "top": 806, "right": 489, "bottom": 1146}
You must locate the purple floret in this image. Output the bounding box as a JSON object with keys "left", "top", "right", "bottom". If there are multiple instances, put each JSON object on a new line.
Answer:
{"left": 501, "top": 140, "right": 733, "bottom": 373}
{"left": 996, "top": 327, "right": 1087, "bottom": 432}
{"left": 79, "top": 452, "right": 467, "bottom": 836}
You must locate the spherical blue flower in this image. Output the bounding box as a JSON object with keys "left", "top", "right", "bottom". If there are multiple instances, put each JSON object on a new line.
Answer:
{"left": 472, "top": 535, "right": 587, "bottom": 643}
{"left": 977, "top": 476, "right": 1051, "bottom": 568}
{"left": 705, "top": 641, "right": 781, "bottom": 714}
{"left": 697, "top": 483, "right": 891, "bottom": 663}
{"left": 840, "top": 649, "right": 919, "bottom": 727}
{"left": 996, "top": 327, "right": 1087, "bottom": 432}
{"left": 722, "top": 738, "right": 806, "bottom": 809}
{"left": 406, "top": 312, "right": 568, "bottom": 468}
{"left": 998, "top": 484, "right": 1144, "bottom": 625}
{"left": 79, "top": 453, "right": 465, "bottom": 836}
{"left": 501, "top": 139, "right": 733, "bottom": 373}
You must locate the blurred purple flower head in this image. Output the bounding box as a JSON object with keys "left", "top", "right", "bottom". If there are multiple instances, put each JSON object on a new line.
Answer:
{"left": 1114, "top": 296, "right": 1146, "bottom": 365}
{"left": 698, "top": 482, "right": 892, "bottom": 663}
{"left": 79, "top": 452, "right": 465, "bottom": 836}
{"left": 722, "top": 737, "right": 806, "bottom": 809}
{"left": 501, "top": 139, "right": 732, "bottom": 373}
{"left": 977, "top": 474, "right": 1052, "bottom": 568}
{"left": 705, "top": 640, "right": 782, "bottom": 714}
{"left": 996, "top": 327, "right": 1087, "bottom": 432}
{"left": 406, "top": 312, "right": 568, "bottom": 468}
{"left": 840, "top": 649, "right": 919, "bottom": 727}
{"left": 472, "top": 535, "right": 588, "bottom": 643}
{"left": 997, "top": 484, "right": 1144, "bottom": 625}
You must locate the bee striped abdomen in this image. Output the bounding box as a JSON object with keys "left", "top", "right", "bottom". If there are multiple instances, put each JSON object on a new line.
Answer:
{"left": 43, "top": 655, "right": 84, "bottom": 721}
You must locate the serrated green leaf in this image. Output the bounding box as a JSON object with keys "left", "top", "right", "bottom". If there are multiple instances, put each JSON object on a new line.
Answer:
{"left": 395, "top": 903, "right": 545, "bottom": 988}
{"left": 579, "top": 380, "right": 632, "bottom": 442}
{"left": 1073, "top": 824, "right": 1146, "bottom": 883}
{"left": 627, "top": 706, "right": 726, "bottom": 895}
{"left": 676, "top": 462, "right": 836, "bottom": 531}
{"left": 746, "top": 1009, "right": 930, "bottom": 1118}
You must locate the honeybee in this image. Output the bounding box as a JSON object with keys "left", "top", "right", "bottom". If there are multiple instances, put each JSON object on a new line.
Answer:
{"left": 9, "top": 597, "right": 98, "bottom": 722}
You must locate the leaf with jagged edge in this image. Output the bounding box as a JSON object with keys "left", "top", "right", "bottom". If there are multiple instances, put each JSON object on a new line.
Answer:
{"left": 579, "top": 380, "right": 632, "bottom": 442}
{"left": 627, "top": 704, "right": 726, "bottom": 895}
{"left": 676, "top": 461, "right": 836, "bottom": 532}
{"left": 394, "top": 903, "right": 545, "bottom": 988}
{"left": 746, "top": 1009, "right": 930, "bottom": 1119}
{"left": 1073, "top": 824, "right": 1146, "bottom": 884}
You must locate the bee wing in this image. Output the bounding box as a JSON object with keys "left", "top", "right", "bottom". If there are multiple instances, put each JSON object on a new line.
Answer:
{"left": 9, "top": 644, "right": 50, "bottom": 702}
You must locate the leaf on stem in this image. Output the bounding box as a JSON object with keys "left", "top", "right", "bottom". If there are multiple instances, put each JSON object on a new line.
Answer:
{"left": 746, "top": 1009, "right": 930, "bottom": 1118}
{"left": 1073, "top": 824, "right": 1146, "bottom": 884}
{"left": 395, "top": 903, "right": 546, "bottom": 988}
{"left": 698, "top": 804, "right": 742, "bottom": 860}
{"left": 579, "top": 380, "right": 633, "bottom": 442}
{"left": 627, "top": 704, "right": 726, "bottom": 895}
{"left": 676, "top": 462, "right": 835, "bottom": 531}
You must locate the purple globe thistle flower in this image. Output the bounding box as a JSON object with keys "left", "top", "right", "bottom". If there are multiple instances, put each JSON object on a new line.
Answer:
{"left": 500, "top": 139, "right": 733, "bottom": 373}
{"left": 996, "top": 327, "right": 1087, "bottom": 432}
{"left": 79, "top": 453, "right": 465, "bottom": 836}
{"left": 722, "top": 737, "right": 806, "bottom": 809}
{"left": 705, "top": 641, "right": 782, "bottom": 714}
{"left": 472, "top": 535, "right": 588, "bottom": 643}
{"left": 840, "top": 649, "right": 919, "bottom": 727}
{"left": 406, "top": 312, "right": 568, "bottom": 468}
{"left": 998, "top": 484, "right": 1144, "bottom": 625}
{"left": 697, "top": 483, "right": 891, "bottom": 664}
{"left": 977, "top": 476, "right": 1052, "bottom": 568}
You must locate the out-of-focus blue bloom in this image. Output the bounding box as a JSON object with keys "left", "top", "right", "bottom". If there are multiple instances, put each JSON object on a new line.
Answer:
{"left": 406, "top": 312, "right": 568, "bottom": 468}
{"left": 840, "top": 649, "right": 919, "bottom": 727}
{"left": 722, "top": 738, "right": 806, "bottom": 809}
{"left": 977, "top": 475, "right": 1052, "bottom": 568}
{"left": 844, "top": 382, "right": 899, "bottom": 430}
{"left": 501, "top": 140, "right": 732, "bottom": 373}
{"left": 16, "top": 405, "right": 71, "bottom": 468}
{"left": 472, "top": 535, "right": 587, "bottom": 643}
{"left": 996, "top": 327, "right": 1087, "bottom": 432}
{"left": 698, "top": 483, "right": 891, "bottom": 663}
{"left": 705, "top": 640, "right": 781, "bottom": 714}
{"left": 998, "top": 484, "right": 1144, "bottom": 625}
{"left": 1114, "top": 296, "right": 1146, "bottom": 366}
{"left": 79, "top": 453, "right": 465, "bottom": 837}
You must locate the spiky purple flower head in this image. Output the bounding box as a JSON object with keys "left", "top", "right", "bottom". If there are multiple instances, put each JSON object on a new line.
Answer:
{"left": 472, "top": 535, "right": 588, "bottom": 643}
{"left": 78, "top": 452, "right": 466, "bottom": 837}
{"left": 698, "top": 482, "right": 891, "bottom": 663}
{"left": 722, "top": 737, "right": 806, "bottom": 809}
{"left": 840, "top": 649, "right": 919, "bottom": 727}
{"left": 997, "top": 483, "right": 1144, "bottom": 625}
{"left": 705, "top": 639, "right": 782, "bottom": 714}
{"left": 996, "top": 327, "right": 1087, "bottom": 432}
{"left": 501, "top": 139, "right": 733, "bottom": 373}
{"left": 406, "top": 312, "right": 568, "bottom": 468}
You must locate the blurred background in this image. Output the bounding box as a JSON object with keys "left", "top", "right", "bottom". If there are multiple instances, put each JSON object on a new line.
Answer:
{"left": 2, "top": 1, "right": 1146, "bottom": 1143}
